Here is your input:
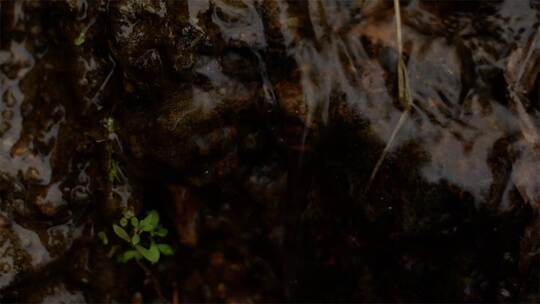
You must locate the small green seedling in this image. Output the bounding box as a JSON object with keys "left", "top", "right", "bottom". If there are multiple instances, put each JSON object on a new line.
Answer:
{"left": 108, "top": 158, "right": 120, "bottom": 183}
{"left": 98, "top": 231, "right": 108, "bottom": 245}
{"left": 103, "top": 209, "right": 174, "bottom": 264}
{"left": 74, "top": 30, "right": 86, "bottom": 46}
{"left": 106, "top": 117, "right": 115, "bottom": 133}
{"left": 105, "top": 117, "right": 121, "bottom": 184}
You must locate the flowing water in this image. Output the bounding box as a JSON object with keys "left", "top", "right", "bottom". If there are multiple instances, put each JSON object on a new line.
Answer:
{"left": 0, "top": 0, "right": 539, "bottom": 302}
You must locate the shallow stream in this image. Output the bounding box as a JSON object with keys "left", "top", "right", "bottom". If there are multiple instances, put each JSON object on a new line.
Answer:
{"left": 0, "top": 0, "right": 539, "bottom": 302}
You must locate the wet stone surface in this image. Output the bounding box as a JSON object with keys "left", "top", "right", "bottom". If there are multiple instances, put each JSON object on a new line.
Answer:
{"left": 0, "top": 0, "right": 539, "bottom": 302}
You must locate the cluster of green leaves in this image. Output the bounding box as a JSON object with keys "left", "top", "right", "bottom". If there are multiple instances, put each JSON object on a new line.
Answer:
{"left": 100, "top": 209, "right": 174, "bottom": 264}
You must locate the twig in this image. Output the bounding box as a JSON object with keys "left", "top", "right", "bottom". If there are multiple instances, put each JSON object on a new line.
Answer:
{"left": 135, "top": 259, "right": 165, "bottom": 301}
{"left": 172, "top": 281, "right": 180, "bottom": 304}
{"left": 365, "top": 0, "right": 412, "bottom": 193}
{"left": 508, "top": 28, "right": 540, "bottom": 146}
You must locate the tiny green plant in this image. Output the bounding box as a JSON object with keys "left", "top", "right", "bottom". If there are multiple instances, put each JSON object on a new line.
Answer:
{"left": 102, "top": 209, "right": 174, "bottom": 264}
{"left": 74, "top": 30, "right": 86, "bottom": 46}
{"left": 105, "top": 117, "right": 120, "bottom": 184}
{"left": 97, "top": 231, "right": 108, "bottom": 245}
{"left": 106, "top": 117, "right": 115, "bottom": 133}
{"left": 108, "top": 158, "right": 120, "bottom": 183}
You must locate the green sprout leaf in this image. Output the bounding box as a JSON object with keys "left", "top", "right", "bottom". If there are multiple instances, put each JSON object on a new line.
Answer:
{"left": 135, "top": 243, "right": 160, "bottom": 264}
{"left": 74, "top": 31, "right": 86, "bottom": 46}
{"left": 130, "top": 217, "right": 139, "bottom": 228}
{"left": 155, "top": 227, "right": 168, "bottom": 237}
{"left": 118, "top": 250, "right": 142, "bottom": 263}
{"left": 106, "top": 117, "right": 115, "bottom": 132}
{"left": 108, "top": 159, "right": 119, "bottom": 183}
{"left": 112, "top": 224, "right": 130, "bottom": 243}
{"left": 131, "top": 234, "right": 140, "bottom": 246}
{"left": 97, "top": 231, "right": 108, "bottom": 245}
{"left": 123, "top": 208, "right": 134, "bottom": 219}
{"left": 140, "top": 210, "right": 159, "bottom": 232}
{"left": 119, "top": 217, "right": 128, "bottom": 227}
{"left": 157, "top": 244, "right": 174, "bottom": 256}
{"left": 107, "top": 245, "right": 119, "bottom": 258}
